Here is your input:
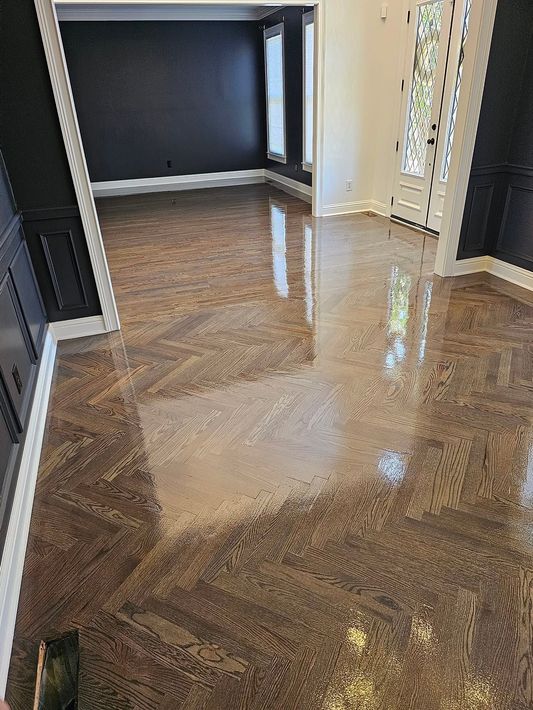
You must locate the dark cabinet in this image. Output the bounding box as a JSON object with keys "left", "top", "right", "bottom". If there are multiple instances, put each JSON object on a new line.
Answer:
{"left": 0, "top": 151, "right": 47, "bottom": 557}
{"left": 10, "top": 239, "right": 46, "bottom": 358}
{"left": 0, "top": 273, "right": 38, "bottom": 430}
{"left": 0, "top": 394, "right": 18, "bottom": 539}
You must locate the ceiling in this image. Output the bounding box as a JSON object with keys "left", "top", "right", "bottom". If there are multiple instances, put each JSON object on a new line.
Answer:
{"left": 55, "top": 3, "right": 287, "bottom": 21}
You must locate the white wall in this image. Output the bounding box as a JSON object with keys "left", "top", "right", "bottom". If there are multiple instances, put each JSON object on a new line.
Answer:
{"left": 320, "top": 0, "right": 407, "bottom": 215}
{"left": 370, "top": 0, "right": 410, "bottom": 212}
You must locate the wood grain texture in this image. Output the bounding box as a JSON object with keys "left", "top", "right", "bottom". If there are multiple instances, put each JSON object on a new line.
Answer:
{"left": 7, "top": 184, "right": 533, "bottom": 709}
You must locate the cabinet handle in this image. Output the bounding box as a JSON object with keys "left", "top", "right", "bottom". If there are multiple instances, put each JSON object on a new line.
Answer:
{"left": 12, "top": 364, "right": 23, "bottom": 395}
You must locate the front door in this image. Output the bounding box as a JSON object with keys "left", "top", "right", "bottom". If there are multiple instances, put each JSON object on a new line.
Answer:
{"left": 392, "top": 0, "right": 458, "bottom": 233}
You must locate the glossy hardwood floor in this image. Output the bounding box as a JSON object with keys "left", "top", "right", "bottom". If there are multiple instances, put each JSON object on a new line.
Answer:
{"left": 7, "top": 185, "right": 533, "bottom": 709}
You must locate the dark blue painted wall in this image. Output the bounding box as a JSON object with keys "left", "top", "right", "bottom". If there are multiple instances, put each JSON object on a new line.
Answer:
{"left": 457, "top": 0, "right": 533, "bottom": 271}
{"left": 60, "top": 21, "right": 268, "bottom": 182}
{"left": 0, "top": 0, "right": 102, "bottom": 321}
{"left": 60, "top": 12, "right": 312, "bottom": 187}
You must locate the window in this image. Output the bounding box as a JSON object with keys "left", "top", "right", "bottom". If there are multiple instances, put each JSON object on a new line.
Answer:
{"left": 441, "top": 0, "right": 473, "bottom": 182}
{"left": 264, "top": 23, "right": 286, "bottom": 163}
{"left": 402, "top": 1, "right": 444, "bottom": 176}
{"left": 303, "top": 11, "right": 314, "bottom": 172}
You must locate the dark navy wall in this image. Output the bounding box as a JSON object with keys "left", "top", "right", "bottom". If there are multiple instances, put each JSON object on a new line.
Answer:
{"left": 457, "top": 0, "right": 533, "bottom": 271}
{"left": 60, "top": 21, "right": 267, "bottom": 182}
{"left": 0, "top": 0, "right": 76, "bottom": 210}
{"left": 0, "top": 0, "right": 102, "bottom": 321}
{"left": 264, "top": 8, "right": 312, "bottom": 187}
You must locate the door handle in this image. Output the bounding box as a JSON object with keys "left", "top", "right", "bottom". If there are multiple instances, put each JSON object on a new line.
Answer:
{"left": 427, "top": 138, "right": 435, "bottom": 145}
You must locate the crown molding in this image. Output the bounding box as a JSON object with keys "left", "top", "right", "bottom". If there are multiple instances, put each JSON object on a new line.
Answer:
{"left": 56, "top": 3, "right": 283, "bottom": 21}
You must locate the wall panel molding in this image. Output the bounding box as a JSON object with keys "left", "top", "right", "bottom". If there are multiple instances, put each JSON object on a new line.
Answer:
{"left": 494, "top": 179, "right": 533, "bottom": 266}
{"left": 22, "top": 205, "right": 80, "bottom": 221}
{"left": 459, "top": 180, "right": 496, "bottom": 255}
{"left": 22, "top": 206, "right": 102, "bottom": 322}
{"left": 39, "top": 229, "right": 89, "bottom": 311}
{"left": 458, "top": 163, "right": 533, "bottom": 273}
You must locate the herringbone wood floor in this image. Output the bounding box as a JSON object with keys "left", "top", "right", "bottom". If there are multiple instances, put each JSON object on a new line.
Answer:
{"left": 6, "top": 185, "right": 533, "bottom": 709}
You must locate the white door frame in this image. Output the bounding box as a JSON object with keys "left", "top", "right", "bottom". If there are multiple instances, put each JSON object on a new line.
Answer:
{"left": 392, "top": 0, "right": 455, "bottom": 232}
{"left": 434, "top": 0, "right": 498, "bottom": 276}
{"left": 33, "top": 0, "right": 326, "bottom": 333}
{"left": 33, "top": 0, "right": 497, "bottom": 330}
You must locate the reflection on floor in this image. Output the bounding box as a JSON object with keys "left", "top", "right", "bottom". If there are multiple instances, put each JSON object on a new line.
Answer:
{"left": 8, "top": 185, "right": 533, "bottom": 709}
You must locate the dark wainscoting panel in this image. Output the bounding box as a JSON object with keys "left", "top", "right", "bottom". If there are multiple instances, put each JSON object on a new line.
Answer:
{"left": 40, "top": 230, "right": 88, "bottom": 311}
{"left": 458, "top": 181, "right": 495, "bottom": 256}
{"left": 10, "top": 240, "right": 47, "bottom": 358}
{"left": 458, "top": 165, "right": 533, "bottom": 272}
{"left": 22, "top": 207, "right": 101, "bottom": 321}
{"left": 494, "top": 167, "right": 533, "bottom": 270}
{"left": 457, "top": 166, "right": 503, "bottom": 259}
{"left": 457, "top": 2, "right": 533, "bottom": 272}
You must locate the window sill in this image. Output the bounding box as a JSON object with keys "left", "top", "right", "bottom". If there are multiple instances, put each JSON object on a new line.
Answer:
{"left": 302, "top": 162, "right": 313, "bottom": 173}
{"left": 267, "top": 153, "right": 287, "bottom": 165}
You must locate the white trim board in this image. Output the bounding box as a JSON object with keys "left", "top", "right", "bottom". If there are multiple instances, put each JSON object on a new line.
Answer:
{"left": 368, "top": 200, "right": 389, "bottom": 218}
{"left": 321, "top": 200, "right": 377, "bottom": 217}
{"left": 50, "top": 314, "right": 108, "bottom": 340}
{"left": 453, "top": 256, "right": 533, "bottom": 292}
{"left": 56, "top": 3, "right": 281, "bottom": 20}
{"left": 34, "top": 0, "right": 121, "bottom": 333}
{"left": 434, "top": 0, "right": 499, "bottom": 277}
{"left": 92, "top": 170, "right": 265, "bottom": 198}
{"left": 91, "top": 169, "right": 381, "bottom": 215}
{"left": 264, "top": 170, "right": 312, "bottom": 202}
{"left": 92, "top": 169, "right": 314, "bottom": 202}
{"left": 0, "top": 329, "right": 57, "bottom": 697}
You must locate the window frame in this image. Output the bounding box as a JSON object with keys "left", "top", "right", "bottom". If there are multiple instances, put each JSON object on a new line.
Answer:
{"left": 302, "top": 10, "right": 315, "bottom": 173}
{"left": 264, "top": 22, "right": 287, "bottom": 164}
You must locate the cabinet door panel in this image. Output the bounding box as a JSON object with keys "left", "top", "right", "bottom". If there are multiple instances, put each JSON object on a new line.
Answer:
{"left": 0, "top": 399, "right": 18, "bottom": 547}
{"left": 0, "top": 274, "right": 36, "bottom": 429}
{"left": 9, "top": 238, "right": 46, "bottom": 359}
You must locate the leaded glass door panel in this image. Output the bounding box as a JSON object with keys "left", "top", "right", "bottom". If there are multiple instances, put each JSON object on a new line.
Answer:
{"left": 392, "top": 0, "right": 454, "bottom": 230}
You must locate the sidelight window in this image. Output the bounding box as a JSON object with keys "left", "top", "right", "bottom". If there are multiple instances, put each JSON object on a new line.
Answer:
{"left": 303, "top": 11, "right": 314, "bottom": 171}
{"left": 441, "top": 0, "right": 473, "bottom": 182}
{"left": 264, "top": 23, "right": 287, "bottom": 163}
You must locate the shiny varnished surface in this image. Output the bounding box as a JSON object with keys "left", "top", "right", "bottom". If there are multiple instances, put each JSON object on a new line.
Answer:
{"left": 7, "top": 185, "right": 533, "bottom": 709}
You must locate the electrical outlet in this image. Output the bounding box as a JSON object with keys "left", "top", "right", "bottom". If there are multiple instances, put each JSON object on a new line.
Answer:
{"left": 346, "top": 179, "right": 353, "bottom": 192}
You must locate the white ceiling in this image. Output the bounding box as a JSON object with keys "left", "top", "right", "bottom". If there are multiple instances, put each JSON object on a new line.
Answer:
{"left": 55, "top": 3, "right": 287, "bottom": 21}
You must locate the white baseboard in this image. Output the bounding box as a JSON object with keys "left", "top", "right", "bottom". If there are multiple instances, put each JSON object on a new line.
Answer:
{"left": 368, "top": 200, "right": 390, "bottom": 217}
{"left": 453, "top": 256, "right": 490, "bottom": 276}
{"left": 92, "top": 169, "right": 315, "bottom": 204}
{"left": 92, "top": 169, "right": 265, "bottom": 198}
{"left": 0, "top": 329, "right": 57, "bottom": 696}
{"left": 263, "top": 170, "right": 312, "bottom": 202}
{"left": 321, "top": 200, "right": 375, "bottom": 217}
{"left": 488, "top": 258, "right": 533, "bottom": 291}
{"left": 453, "top": 256, "right": 533, "bottom": 292}
{"left": 50, "top": 315, "right": 107, "bottom": 341}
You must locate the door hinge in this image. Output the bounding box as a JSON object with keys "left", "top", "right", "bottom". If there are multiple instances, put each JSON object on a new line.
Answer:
{"left": 407, "top": 10, "right": 411, "bottom": 23}
{"left": 391, "top": 196, "right": 394, "bottom": 207}
{"left": 395, "top": 141, "right": 399, "bottom": 152}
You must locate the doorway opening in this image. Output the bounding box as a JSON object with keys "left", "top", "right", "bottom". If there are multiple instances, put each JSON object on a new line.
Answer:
{"left": 392, "top": 0, "right": 473, "bottom": 235}
{"left": 51, "top": 1, "right": 320, "bottom": 327}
